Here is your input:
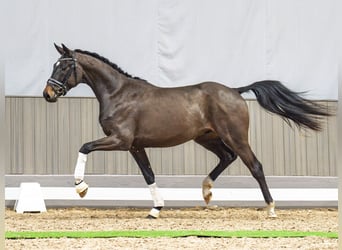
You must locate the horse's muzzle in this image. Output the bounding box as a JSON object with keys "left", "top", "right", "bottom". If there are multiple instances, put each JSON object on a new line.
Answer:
{"left": 43, "top": 85, "right": 58, "bottom": 102}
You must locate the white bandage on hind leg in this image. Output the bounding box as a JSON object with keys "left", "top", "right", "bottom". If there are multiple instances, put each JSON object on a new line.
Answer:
{"left": 74, "top": 152, "right": 87, "bottom": 181}
{"left": 148, "top": 183, "right": 164, "bottom": 207}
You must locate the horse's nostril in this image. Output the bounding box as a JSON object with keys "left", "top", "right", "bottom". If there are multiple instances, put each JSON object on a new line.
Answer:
{"left": 43, "top": 91, "right": 50, "bottom": 100}
{"left": 43, "top": 90, "right": 57, "bottom": 102}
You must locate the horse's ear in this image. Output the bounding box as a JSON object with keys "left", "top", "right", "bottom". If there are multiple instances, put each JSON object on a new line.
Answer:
{"left": 54, "top": 43, "right": 64, "bottom": 55}
{"left": 61, "top": 43, "right": 72, "bottom": 57}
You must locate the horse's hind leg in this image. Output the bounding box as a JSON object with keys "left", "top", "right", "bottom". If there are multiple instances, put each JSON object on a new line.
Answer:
{"left": 240, "top": 148, "right": 276, "bottom": 217}
{"left": 195, "top": 133, "right": 237, "bottom": 204}
{"left": 214, "top": 128, "right": 276, "bottom": 217}
{"left": 130, "top": 148, "right": 164, "bottom": 219}
{"left": 226, "top": 139, "right": 276, "bottom": 217}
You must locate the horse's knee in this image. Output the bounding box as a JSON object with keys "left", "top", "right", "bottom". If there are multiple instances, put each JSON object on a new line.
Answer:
{"left": 80, "top": 143, "right": 92, "bottom": 154}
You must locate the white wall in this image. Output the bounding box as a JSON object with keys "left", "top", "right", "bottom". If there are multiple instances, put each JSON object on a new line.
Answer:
{"left": 4, "top": 0, "right": 338, "bottom": 99}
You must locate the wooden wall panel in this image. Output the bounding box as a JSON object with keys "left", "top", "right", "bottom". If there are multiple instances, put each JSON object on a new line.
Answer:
{"left": 5, "top": 97, "right": 337, "bottom": 177}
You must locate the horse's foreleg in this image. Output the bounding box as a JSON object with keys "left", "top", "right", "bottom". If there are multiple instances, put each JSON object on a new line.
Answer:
{"left": 74, "top": 135, "right": 132, "bottom": 198}
{"left": 148, "top": 183, "right": 164, "bottom": 218}
{"left": 130, "top": 148, "right": 164, "bottom": 219}
{"left": 74, "top": 152, "right": 89, "bottom": 198}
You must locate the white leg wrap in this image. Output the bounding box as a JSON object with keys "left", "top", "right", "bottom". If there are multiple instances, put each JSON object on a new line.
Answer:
{"left": 74, "top": 152, "right": 87, "bottom": 180}
{"left": 267, "top": 201, "right": 277, "bottom": 218}
{"left": 149, "top": 207, "right": 161, "bottom": 218}
{"left": 148, "top": 183, "right": 164, "bottom": 207}
{"left": 74, "top": 152, "right": 89, "bottom": 197}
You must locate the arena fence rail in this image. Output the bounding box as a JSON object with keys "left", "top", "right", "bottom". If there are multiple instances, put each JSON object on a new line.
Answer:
{"left": 5, "top": 175, "right": 337, "bottom": 208}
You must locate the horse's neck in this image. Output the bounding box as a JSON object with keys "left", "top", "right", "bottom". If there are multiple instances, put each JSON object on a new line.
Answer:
{"left": 81, "top": 61, "right": 123, "bottom": 101}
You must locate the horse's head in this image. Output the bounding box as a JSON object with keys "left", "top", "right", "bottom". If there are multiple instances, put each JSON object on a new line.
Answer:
{"left": 43, "top": 44, "right": 83, "bottom": 102}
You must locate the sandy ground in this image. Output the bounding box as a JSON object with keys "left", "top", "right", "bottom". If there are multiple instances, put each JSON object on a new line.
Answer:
{"left": 5, "top": 207, "right": 338, "bottom": 250}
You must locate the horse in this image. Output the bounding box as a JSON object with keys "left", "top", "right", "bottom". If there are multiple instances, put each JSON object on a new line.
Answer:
{"left": 43, "top": 44, "right": 331, "bottom": 218}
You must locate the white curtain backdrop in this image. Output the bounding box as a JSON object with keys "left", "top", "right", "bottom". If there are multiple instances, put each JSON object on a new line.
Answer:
{"left": 3, "top": 0, "right": 338, "bottom": 99}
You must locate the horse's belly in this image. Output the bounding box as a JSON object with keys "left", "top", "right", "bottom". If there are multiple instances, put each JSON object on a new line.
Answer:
{"left": 133, "top": 127, "right": 206, "bottom": 148}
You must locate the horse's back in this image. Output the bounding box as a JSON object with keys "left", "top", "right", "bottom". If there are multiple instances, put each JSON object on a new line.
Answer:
{"left": 148, "top": 81, "right": 249, "bottom": 127}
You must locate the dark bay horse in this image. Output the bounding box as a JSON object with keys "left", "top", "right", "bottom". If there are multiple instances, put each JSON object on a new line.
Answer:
{"left": 43, "top": 44, "right": 331, "bottom": 218}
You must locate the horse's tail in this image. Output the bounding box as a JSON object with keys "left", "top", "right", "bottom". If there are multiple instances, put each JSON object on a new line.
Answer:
{"left": 234, "top": 80, "right": 332, "bottom": 131}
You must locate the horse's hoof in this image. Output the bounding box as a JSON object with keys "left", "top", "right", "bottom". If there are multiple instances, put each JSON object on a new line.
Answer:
{"left": 146, "top": 214, "right": 158, "bottom": 219}
{"left": 75, "top": 180, "right": 89, "bottom": 198}
{"left": 78, "top": 188, "right": 88, "bottom": 198}
{"left": 267, "top": 202, "right": 277, "bottom": 218}
{"left": 268, "top": 213, "right": 278, "bottom": 218}
{"left": 148, "top": 207, "right": 162, "bottom": 219}
{"left": 204, "top": 192, "right": 212, "bottom": 204}
{"left": 202, "top": 176, "right": 213, "bottom": 204}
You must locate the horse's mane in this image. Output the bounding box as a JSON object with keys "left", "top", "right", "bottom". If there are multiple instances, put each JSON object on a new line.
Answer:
{"left": 74, "top": 49, "right": 143, "bottom": 80}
